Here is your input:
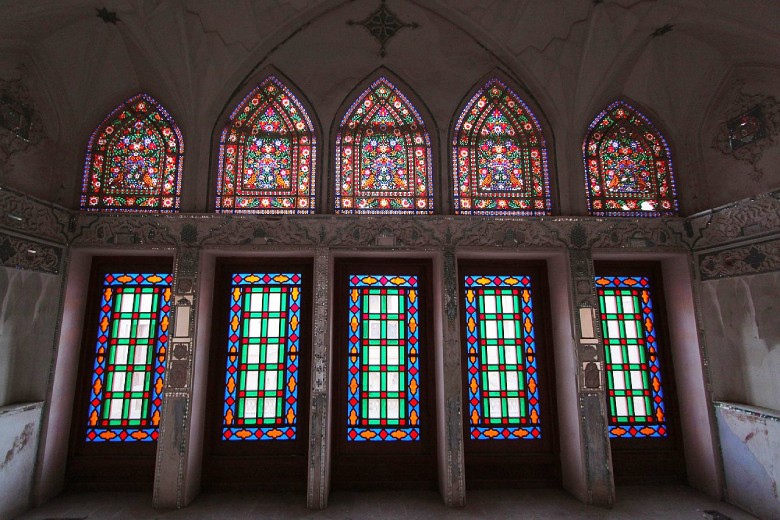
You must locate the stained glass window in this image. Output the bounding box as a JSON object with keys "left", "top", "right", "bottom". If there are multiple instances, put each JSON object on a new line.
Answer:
{"left": 453, "top": 78, "right": 551, "bottom": 215}
{"left": 221, "top": 273, "right": 302, "bottom": 440}
{"left": 346, "top": 274, "right": 422, "bottom": 441}
{"left": 85, "top": 272, "right": 173, "bottom": 442}
{"left": 584, "top": 101, "right": 678, "bottom": 216}
{"left": 463, "top": 275, "right": 541, "bottom": 440}
{"left": 216, "top": 76, "right": 316, "bottom": 213}
{"left": 81, "top": 94, "right": 183, "bottom": 212}
{"left": 595, "top": 275, "right": 668, "bottom": 438}
{"left": 335, "top": 77, "right": 433, "bottom": 214}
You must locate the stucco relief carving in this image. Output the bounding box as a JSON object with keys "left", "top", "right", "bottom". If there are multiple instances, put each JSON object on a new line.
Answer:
{"left": 0, "top": 188, "right": 69, "bottom": 244}
{"left": 686, "top": 191, "right": 780, "bottom": 250}
{"left": 0, "top": 231, "right": 62, "bottom": 273}
{"left": 0, "top": 78, "right": 46, "bottom": 169}
{"left": 698, "top": 239, "right": 780, "bottom": 280}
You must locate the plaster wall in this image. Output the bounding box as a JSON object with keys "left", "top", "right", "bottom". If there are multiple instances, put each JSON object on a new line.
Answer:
{"left": 715, "top": 403, "right": 780, "bottom": 520}
{"left": 0, "top": 267, "right": 62, "bottom": 406}
{"left": 701, "top": 271, "right": 780, "bottom": 411}
{"left": 0, "top": 402, "right": 43, "bottom": 520}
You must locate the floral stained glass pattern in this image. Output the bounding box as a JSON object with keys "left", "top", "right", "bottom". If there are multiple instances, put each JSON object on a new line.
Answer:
{"left": 595, "top": 275, "right": 668, "bottom": 438}
{"left": 453, "top": 79, "right": 551, "bottom": 215}
{"left": 222, "top": 273, "right": 302, "bottom": 440}
{"left": 217, "top": 76, "right": 316, "bottom": 213}
{"left": 335, "top": 77, "right": 433, "bottom": 213}
{"left": 346, "top": 274, "right": 422, "bottom": 441}
{"left": 584, "top": 101, "right": 678, "bottom": 216}
{"left": 85, "top": 272, "right": 173, "bottom": 442}
{"left": 81, "top": 94, "right": 183, "bottom": 212}
{"left": 463, "top": 275, "right": 541, "bottom": 440}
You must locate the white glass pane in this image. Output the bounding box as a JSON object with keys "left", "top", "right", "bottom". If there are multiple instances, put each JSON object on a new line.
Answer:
{"left": 484, "top": 321, "right": 498, "bottom": 339}
{"left": 243, "top": 398, "right": 257, "bottom": 419}
{"left": 630, "top": 371, "right": 644, "bottom": 390}
{"left": 607, "top": 320, "right": 619, "bottom": 338}
{"left": 502, "top": 295, "right": 515, "bottom": 313}
{"left": 367, "top": 399, "right": 380, "bottom": 419}
{"left": 485, "top": 345, "right": 499, "bottom": 365}
{"left": 605, "top": 295, "right": 617, "bottom": 314}
{"left": 633, "top": 396, "right": 649, "bottom": 415}
{"left": 109, "top": 399, "right": 124, "bottom": 420}
{"left": 386, "top": 321, "right": 398, "bottom": 339}
{"left": 488, "top": 398, "right": 501, "bottom": 418}
{"left": 263, "top": 397, "right": 277, "bottom": 418}
{"left": 622, "top": 295, "right": 636, "bottom": 312}
{"left": 610, "top": 344, "right": 624, "bottom": 363}
{"left": 615, "top": 396, "right": 628, "bottom": 417}
{"left": 503, "top": 320, "right": 516, "bottom": 339}
{"left": 506, "top": 371, "right": 519, "bottom": 391}
{"left": 387, "top": 399, "right": 399, "bottom": 419}
{"left": 245, "top": 371, "right": 258, "bottom": 391}
{"left": 131, "top": 372, "right": 145, "bottom": 391}
{"left": 627, "top": 344, "right": 641, "bottom": 364}
{"left": 507, "top": 398, "right": 520, "bottom": 418}
{"left": 504, "top": 345, "right": 518, "bottom": 365}
{"left": 367, "top": 346, "right": 381, "bottom": 365}
{"left": 387, "top": 346, "right": 399, "bottom": 365}
{"left": 139, "top": 293, "right": 153, "bottom": 312}
{"left": 264, "top": 370, "right": 278, "bottom": 391}
{"left": 128, "top": 399, "right": 143, "bottom": 419}
{"left": 248, "top": 319, "right": 261, "bottom": 338}
{"left": 112, "top": 372, "right": 126, "bottom": 391}
{"left": 120, "top": 294, "right": 135, "bottom": 313}
{"left": 136, "top": 320, "right": 151, "bottom": 338}
{"left": 387, "top": 372, "right": 399, "bottom": 391}
{"left": 267, "top": 318, "right": 280, "bottom": 338}
{"left": 368, "top": 372, "right": 380, "bottom": 391}
{"left": 613, "top": 373, "right": 626, "bottom": 390}
{"left": 368, "top": 294, "right": 381, "bottom": 313}
{"left": 624, "top": 320, "right": 637, "bottom": 339}
{"left": 250, "top": 293, "right": 263, "bottom": 312}
{"left": 267, "top": 292, "right": 281, "bottom": 312}
{"left": 487, "top": 372, "right": 500, "bottom": 390}
{"left": 483, "top": 295, "right": 496, "bottom": 314}
{"left": 386, "top": 295, "right": 399, "bottom": 313}
{"left": 265, "top": 344, "right": 279, "bottom": 364}
{"left": 114, "top": 345, "right": 128, "bottom": 365}
{"left": 133, "top": 345, "right": 148, "bottom": 365}
{"left": 247, "top": 344, "right": 260, "bottom": 364}
{"left": 117, "top": 319, "right": 132, "bottom": 338}
{"left": 368, "top": 320, "right": 381, "bottom": 339}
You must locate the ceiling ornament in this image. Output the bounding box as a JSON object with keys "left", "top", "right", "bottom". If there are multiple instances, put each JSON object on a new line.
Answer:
{"left": 347, "top": 0, "right": 418, "bottom": 58}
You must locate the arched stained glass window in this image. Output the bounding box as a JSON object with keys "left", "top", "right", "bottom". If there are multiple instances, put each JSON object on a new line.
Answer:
{"left": 583, "top": 101, "right": 678, "bottom": 216}
{"left": 216, "top": 76, "right": 316, "bottom": 214}
{"left": 81, "top": 94, "right": 183, "bottom": 212}
{"left": 334, "top": 77, "right": 433, "bottom": 214}
{"left": 452, "top": 78, "right": 551, "bottom": 215}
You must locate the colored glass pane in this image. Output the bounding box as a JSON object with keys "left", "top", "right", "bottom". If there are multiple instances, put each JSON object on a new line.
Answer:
{"left": 584, "top": 101, "right": 678, "bottom": 216}
{"left": 463, "top": 275, "right": 541, "bottom": 440}
{"left": 81, "top": 94, "right": 183, "bottom": 212}
{"left": 85, "top": 272, "right": 173, "bottom": 442}
{"left": 217, "top": 76, "right": 316, "bottom": 213}
{"left": 335, "top": 77, "right": 433, "bottom": 214}
{"left": 595, "top": 275, "right": 668, "bottom": 438}
{"left": 222, "top": 273, "right": 302, "bottom": 441}
{"left": 346, "top": 274, "right": 421, "bottom": 441}
{"left": 453, "top": 79, "right": 551, "bottom": 215}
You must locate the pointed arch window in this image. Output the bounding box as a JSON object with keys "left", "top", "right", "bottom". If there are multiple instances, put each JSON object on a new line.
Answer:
{"left": 583, "top": 101, "right": 678, "bottom": 216}
{"left": 216, "top": 76, "right": 316, "bottom": 213}
{"left": 452, "top": 78, "right": 551, "bottom": 215}
{"left": 334, "top": 77, "right": 433, "bottom": 214}
{"left": 81, "top": 94, "right": 183, "bottom": 212}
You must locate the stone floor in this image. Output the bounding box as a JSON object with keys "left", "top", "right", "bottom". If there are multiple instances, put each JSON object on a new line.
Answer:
{"left": 18, "top": 485, "right": 756, "bottom": 519}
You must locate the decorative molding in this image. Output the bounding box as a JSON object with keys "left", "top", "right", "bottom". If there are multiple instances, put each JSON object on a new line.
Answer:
{"left": 698, "top": 238, "right": 780, "bottom": 280}
{"left": 685, "top": 191, "right": 780, "bottom": 250}
{"left": 0, "top": 231, "right": 63, "bottom": 274}
{"left": 710, "top": 83, "right": 780, "bottom": 182}
{"left": 0, "top": 187, "right": 69, "bottom": 244}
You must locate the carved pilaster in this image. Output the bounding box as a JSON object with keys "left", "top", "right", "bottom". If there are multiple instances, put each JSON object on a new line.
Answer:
{"left": 439, "top": 248, "right": 466, "bottom": 506}
{"left": 307, "top": 247, "right": 331, "bottom": 509}
{"left": 154, "top": 247, "right": 199, "bottom": 508}
{"left": 568, "top": 248, "right": 614, "bottom": 506}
